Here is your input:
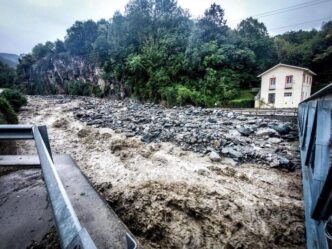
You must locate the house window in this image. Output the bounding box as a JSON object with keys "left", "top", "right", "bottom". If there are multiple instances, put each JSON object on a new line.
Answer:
{"left": 268, "top": 93, "right": 275, "bottom": 104}
{"left": 285, "top": 75, "right": 293, "bottom": 89}
{"left": 284, "top": 92, "right": 292, "bottom": 97}
{"left": 286, "top": 75, "right": 293, "bottom": 83}
{"left": 269, "top": 78, "right": 276, "bottom": 89}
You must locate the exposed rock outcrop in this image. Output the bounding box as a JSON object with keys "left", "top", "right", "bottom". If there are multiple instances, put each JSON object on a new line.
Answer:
{"left": 27, "top": 53, "right": 107, "bottom": 94}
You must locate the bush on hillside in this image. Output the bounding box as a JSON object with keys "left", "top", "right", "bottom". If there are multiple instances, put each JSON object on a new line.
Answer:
{"left": 0, "top": 97, "right": 18, "bottom": 124}
{"left": 1, "top": 89, "right": 27, "bottom": 111}
{"left": 160, "top": 85, "right": 213, "bottom": 107}
{"left": 64, "top": 80, "right": 103, "bottom": 97}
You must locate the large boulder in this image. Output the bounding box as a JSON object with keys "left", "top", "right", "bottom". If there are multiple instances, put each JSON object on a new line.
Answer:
{"left": 209, "top": 151, "right": 221, "bottom": 162}
{"left": 221, "top": 147, "right": 243, "bottom": 160}
{"left": 268, "top": 123, "right": 291, "bottom": 135}
{"left": 237, "top": 126, "right": 254, "bottom": 136}
{"left": 256, "top": 128, "right": 278, "bottom": 137}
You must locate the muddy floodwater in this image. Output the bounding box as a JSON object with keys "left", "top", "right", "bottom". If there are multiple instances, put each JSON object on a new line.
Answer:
{"left": 16, "top": 96, "right": 305, "bottom": 249}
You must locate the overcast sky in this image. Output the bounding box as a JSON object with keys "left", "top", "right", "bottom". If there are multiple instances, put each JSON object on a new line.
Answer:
{"left": 1, "top": 0, "right": 331, "bottom": 55}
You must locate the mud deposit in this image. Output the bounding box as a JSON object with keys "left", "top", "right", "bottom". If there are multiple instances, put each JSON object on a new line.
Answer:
{"left": 18, "top": 96, "right": 305, "bottom": 248}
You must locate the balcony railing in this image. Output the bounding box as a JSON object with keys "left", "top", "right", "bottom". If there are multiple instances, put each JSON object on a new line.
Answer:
{"left": 269, "top": 85, "right": 276, "bottom": 90}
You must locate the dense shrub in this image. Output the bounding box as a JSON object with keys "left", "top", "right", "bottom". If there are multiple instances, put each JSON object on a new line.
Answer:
{"left": 1, "top": 89, "right": 27, "bottom": 111}
{"left": 160, "top": 85, "right": 213, "bottom": 107}
{"left": 237, "top": 90, "right": 255, "bottom": 99}
{"left": 65, "top": 81, "right": 82, "bottom": 95}
{"left": 228, "top": 99, "right": 254, "bottom": 108}
{"left": 0, "top": 97, "right": 18, "bottom": 124}
{"left": 64, "top": 80, "right": 103, "bottom": 97}
{"left": 92, "top": 86, "right": 103, "bottom": 97}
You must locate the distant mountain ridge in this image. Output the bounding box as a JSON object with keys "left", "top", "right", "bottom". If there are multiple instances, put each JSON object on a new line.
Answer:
{"left": 0, "top": 53, "right": 19, "bottom": 68}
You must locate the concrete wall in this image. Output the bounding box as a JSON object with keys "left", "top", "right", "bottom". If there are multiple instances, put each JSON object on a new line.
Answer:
{"left": 257, "top": 65, "right": 312, "bottom": 108}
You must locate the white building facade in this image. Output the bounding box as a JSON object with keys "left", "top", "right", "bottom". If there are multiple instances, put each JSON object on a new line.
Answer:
{"left": 255, "top": 63, "right": 316, "bottom": 108}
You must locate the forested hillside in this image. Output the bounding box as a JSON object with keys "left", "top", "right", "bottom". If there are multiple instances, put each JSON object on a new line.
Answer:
{"left": 15, "top": 0, "right": 332, "bottom": 106}
{"left": 0, "top": 53, "right": 19, "bottom": 69}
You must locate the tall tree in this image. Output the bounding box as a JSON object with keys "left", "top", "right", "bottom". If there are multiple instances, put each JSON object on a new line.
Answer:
{"left": 0, "top": 61, "right": 16, "bottom": 87}
{"left": 64, "top": 20, "right": 99, "bottom": 57}
{"left": 237, "top": 17, "right": 278, "bottom": 72}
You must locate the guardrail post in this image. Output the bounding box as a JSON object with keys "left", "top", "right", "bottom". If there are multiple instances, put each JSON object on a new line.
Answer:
{"left": 38, "top": 125, "right": 53, "bottom": 161}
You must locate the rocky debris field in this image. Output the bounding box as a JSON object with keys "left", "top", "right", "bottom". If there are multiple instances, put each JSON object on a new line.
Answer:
{"left": 15, "top": 96, "right": 305, "bottom": 249}
{"left": 74, "top": 98, "right": 299, "bottom": 170}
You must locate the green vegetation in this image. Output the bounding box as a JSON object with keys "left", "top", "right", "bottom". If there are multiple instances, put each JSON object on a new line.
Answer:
{"left": 0, "top": 89, "right": 27, "bottom": 124}
{"left": 64, "top": 81, "right": 103, "bottom": 97}
{"left": 275, "top": 22, "right": 332, "bottom": 92}
{"left": 1, "top": 89, "right": 27, "bottom": 111}
{"left": 0, "top": 97, "right": 18, "bottom": 124}
{"left": 0, "top": 61, "right": 16, "bottom": 87}
{"left": 237, "top": 90, "right": 255, "bottom": 100}
{"left": 228, "top": 90, "right": 255, "bottom": 108}
{"left": 15, "top": 0, "right": 332, "bottom": 107}
{"left": 228, "top": 99, "right": 255, "bottom": 108}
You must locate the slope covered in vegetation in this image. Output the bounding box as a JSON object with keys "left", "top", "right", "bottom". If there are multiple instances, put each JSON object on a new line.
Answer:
{"left": 0, "top": 53, "right": 19, "bottom": 69}
{"left": 15, "top": 0, "right": 332, "bottom": 107}
{"left": 0, "top": 89, "right": 27, "bottom": 124}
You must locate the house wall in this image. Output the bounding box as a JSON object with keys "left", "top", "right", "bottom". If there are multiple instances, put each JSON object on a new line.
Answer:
{"left": 302, "top": 73, "right": 313, "bottom": 101}
{"left": 258, "top": 65, "right": 312, "bottom": 108}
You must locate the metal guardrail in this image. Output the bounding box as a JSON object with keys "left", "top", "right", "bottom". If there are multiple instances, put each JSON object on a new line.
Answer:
{"left": 0, "top": 125, "right": 97, "bottom": 249}
{"left": 298, "top": 83, "right": 332, "bottom": 249}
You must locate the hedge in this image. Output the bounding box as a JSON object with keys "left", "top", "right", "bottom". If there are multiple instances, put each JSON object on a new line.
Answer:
{"left": 228, "top": 99, "right": 254, "bottom": 108}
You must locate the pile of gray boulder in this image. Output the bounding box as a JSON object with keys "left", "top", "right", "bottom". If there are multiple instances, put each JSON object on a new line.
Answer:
{"left": 74, "top": 98, "right": 299, "bottom": 170}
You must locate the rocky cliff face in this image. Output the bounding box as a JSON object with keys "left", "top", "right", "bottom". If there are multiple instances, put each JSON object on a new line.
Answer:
{"left": 28, "top": 53, "right": 107, "bottom": 94}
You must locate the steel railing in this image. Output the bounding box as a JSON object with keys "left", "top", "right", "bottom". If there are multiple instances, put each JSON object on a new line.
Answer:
{"left": 298, "top": 83, "right": 332, "bottom": 249}
{"left": 0, "top": 125, "right": 97, "bottom": 249}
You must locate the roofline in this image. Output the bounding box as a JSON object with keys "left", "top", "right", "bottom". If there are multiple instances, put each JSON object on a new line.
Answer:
{"left": 300, "top": 82, "right": 332, "bottom": 104}
{"left": 257, "top": 63, "right": 317, "bottom": 77}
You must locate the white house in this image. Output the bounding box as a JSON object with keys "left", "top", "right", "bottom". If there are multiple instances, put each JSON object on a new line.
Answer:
{"left": 255, "top": 63, "right": 316, "bottom": 108}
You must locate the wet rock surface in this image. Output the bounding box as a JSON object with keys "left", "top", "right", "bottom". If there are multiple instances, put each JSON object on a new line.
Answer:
{"left": 74, "top": 98, "right": 299, "bottom": 170}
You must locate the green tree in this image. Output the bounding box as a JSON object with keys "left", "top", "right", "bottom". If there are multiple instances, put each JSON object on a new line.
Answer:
{"left": 54, "top": 40, "right": 66, "bottom": 53}
{"left": 16, "top": 54, "right": 34, "bottom": 83}
{"left": 32, "top": 41, "right": 54, "bottom": 60}
{"left": 0, "top": 61, "right": 16, "bottom": 87}
{"left": 1, "top": 89, "right": 27, "bottom": 111}
{"left": 237, "top": 17, "right": 278, "bottom": 74}
{"left": 15, "top": 0, "right": 332, "bottom": 105}
{"left": 64, "top": 20, "right": 98, "bottom": 57}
